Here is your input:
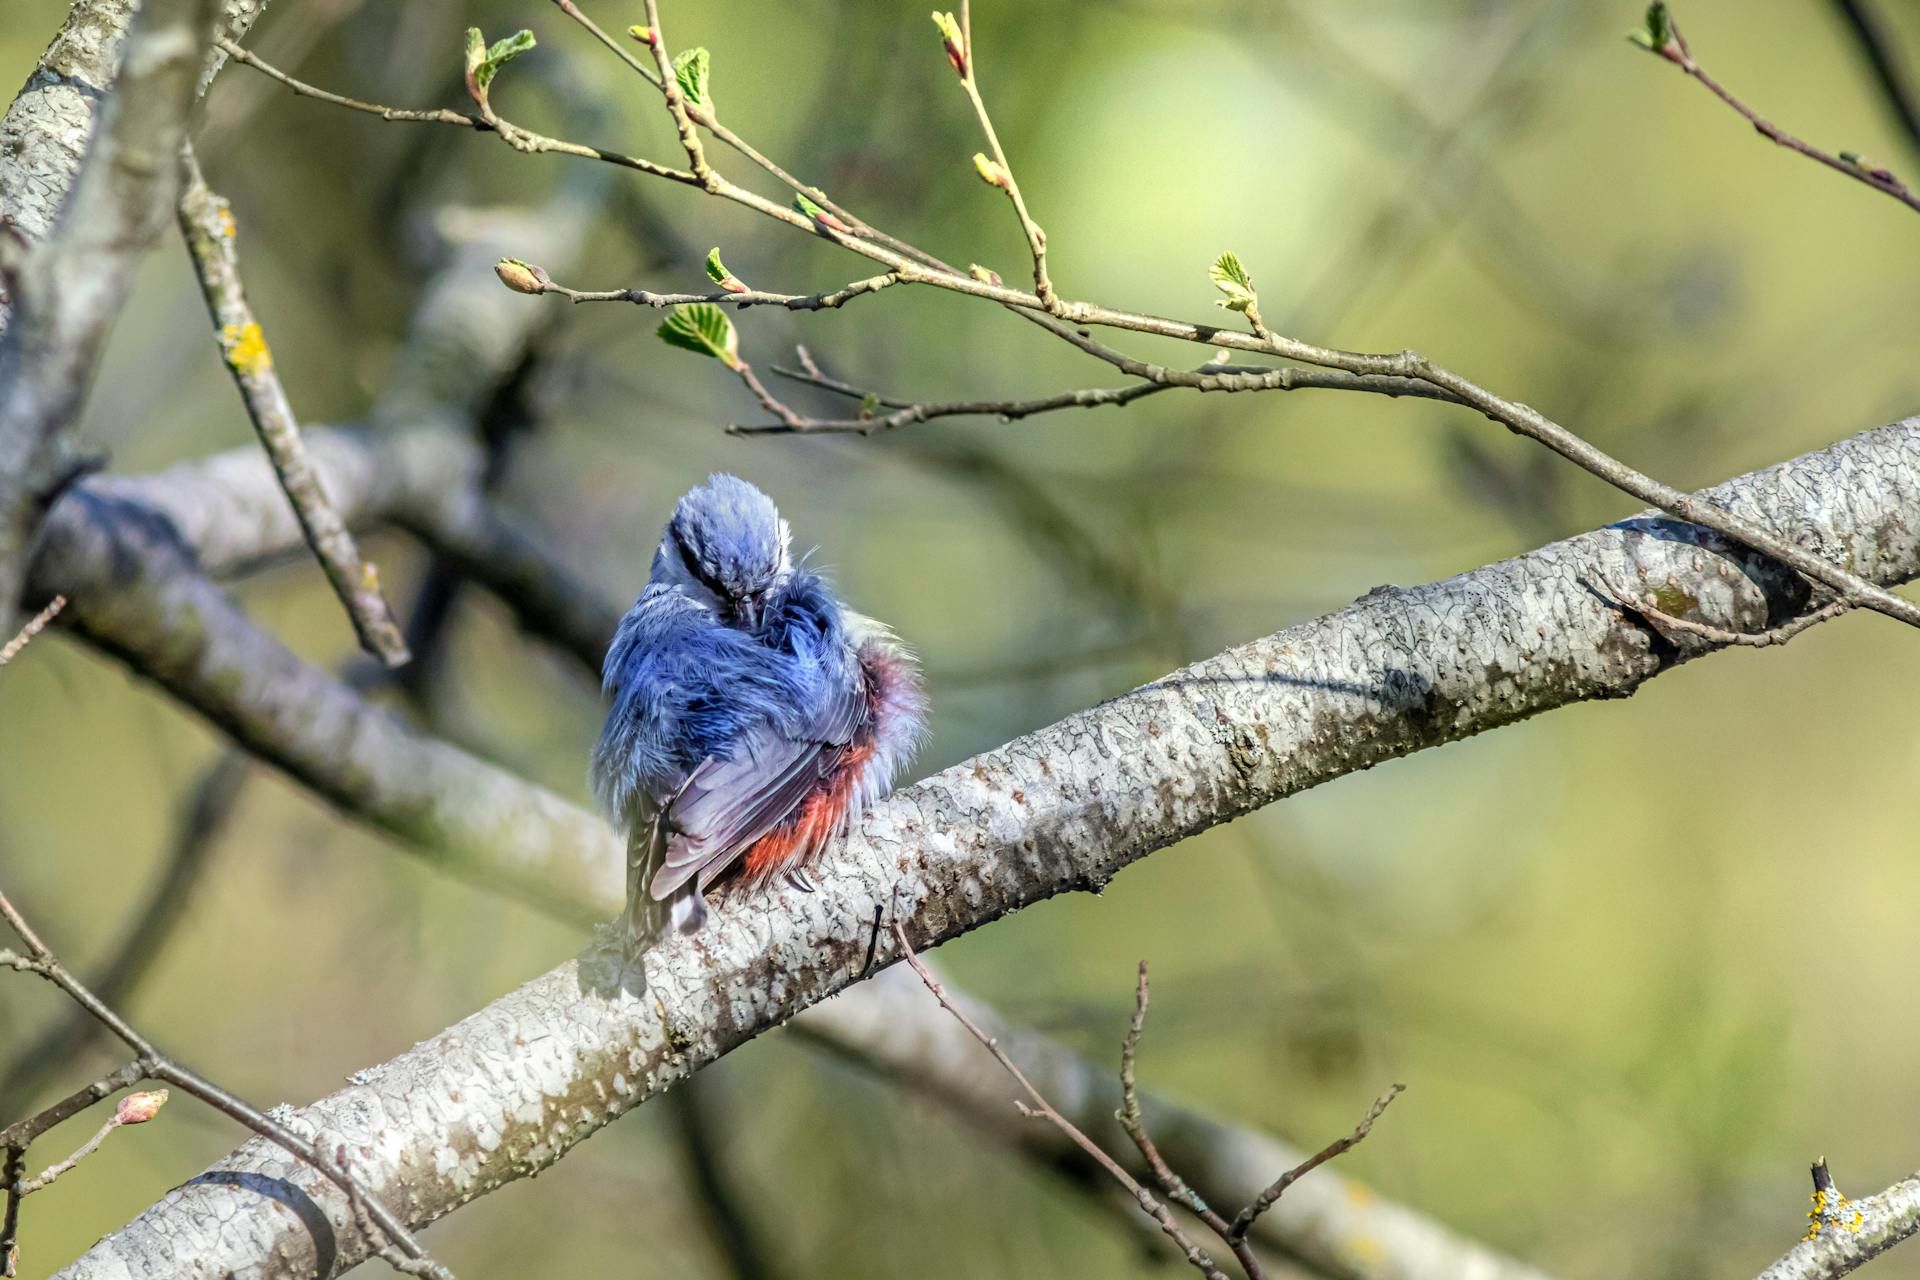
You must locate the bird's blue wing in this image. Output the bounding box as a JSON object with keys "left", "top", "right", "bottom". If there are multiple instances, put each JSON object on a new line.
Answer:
{"left": 649, "top": 662, "right": 868, "bottom": 902}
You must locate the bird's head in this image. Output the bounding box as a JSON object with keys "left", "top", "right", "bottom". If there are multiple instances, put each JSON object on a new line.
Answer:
{"left": 656, "top": 474, "right": 792, "bottom": 629}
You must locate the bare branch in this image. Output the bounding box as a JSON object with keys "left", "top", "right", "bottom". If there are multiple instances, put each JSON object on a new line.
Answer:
{"left": 800, "top": 967, "right": 1554, "bottom": 1280}
{"left": 1754, "top": 1160, "right": 1920, "bottom": 1280}
{"left": 177, "top": 144, "right": 410, "bottom": 666}
{"left": 518, "top": 268, "right": 903, "bottom": 313}
{"left": 0, "top": 595, "right": 63, "bottom": 667}
{"left": 0, "top": 890, "right": 452, "bottom": 1280}
{"left": 1229, "top": 1088, "right": 1404, "bottom": 1242}
{"left": 945, "top": 2, "right": 1058, "bottom": 309}
{"left": 212, "top": 36, "right": 697, "bottom": 185}
{"left": 1602, "top": 579, "right": 1852, "bottom": 649}
{"left": 891, "top": 926, "right": 1230, "bottom": 1279}
{"left": 1641, "top": 7, "right": 1920, "bottom": 214}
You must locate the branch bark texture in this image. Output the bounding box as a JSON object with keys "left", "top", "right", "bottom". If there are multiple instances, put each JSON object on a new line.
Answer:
{"left": 0, "top": 0, "right": 265, "bottom": 289}
{"left": 53, "top": 415, "right": 1920, "bottom": 1278}
{"left": 0, "top": 0, "right": 219, "bottom": 626}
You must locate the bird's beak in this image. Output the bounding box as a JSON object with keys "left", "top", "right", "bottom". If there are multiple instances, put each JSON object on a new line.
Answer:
{"left": 737, "top": 595, "right": 761, "bottom": 630}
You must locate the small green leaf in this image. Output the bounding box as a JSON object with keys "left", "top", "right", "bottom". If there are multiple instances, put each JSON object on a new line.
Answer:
{"left": 1629, "top": 2, "right": 1671, "bottom": 51}
{"left": 794, "top": 193, "right": 824, "bottom": 219}
{"left": 705, "top": 247, "right": 730, "bottom": 285}
{"left": 1645, "top": 2, "right": 1670, "bottom": 46}
{"left": 466, "top": 27, "right": 535, "bottom": 105}
{"left": 657, "top": 303, "right": 739, "bottom": 368}
{"left": 859, "top": 392, "right": 880, "bottom": 419}
{"left": 673, "top": 46, "right": 711, "bottom": 109}
{"left": 1209, "top": 251, "right": 1257, "bottom": 312}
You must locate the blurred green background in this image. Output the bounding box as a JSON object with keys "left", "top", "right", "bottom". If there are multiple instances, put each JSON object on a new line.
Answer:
{"left": 4, "top": 0, "right": 1919, "bottom": 1276}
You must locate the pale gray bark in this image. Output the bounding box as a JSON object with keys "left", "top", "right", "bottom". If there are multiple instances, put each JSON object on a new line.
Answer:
{"left": 1753, "top": 1170, "right": 1920, "bottom": 1280}
{"left": 0, "top": 0, "right": 219, "bottom": 628}
{"left": 0, "top": 0, "right": 265, "bottom": 316}
{"left": 52, "top": 415, "right": 1920, "bottom": 1279}
{"left": 799, "top": 966, "right": 1553, "bottom": 1280}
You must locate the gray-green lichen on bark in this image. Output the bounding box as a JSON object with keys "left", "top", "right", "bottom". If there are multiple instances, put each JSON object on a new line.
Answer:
{"left": 51, "top": 415, "right": 1920, "bottom": 1279}
{"left": 0, "top": 0, "right": 267, "bottom": 333}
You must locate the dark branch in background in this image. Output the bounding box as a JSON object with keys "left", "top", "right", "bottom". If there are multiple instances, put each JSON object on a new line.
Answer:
{"left": 0, "top": 889, "right": 453, "bottom": 1280}
{"left": 177, "top": 144, "right": 410, "bottom": 666}
{"left": 0, "top": 0, "right": 219, "bottom": 628}
{"left": 0, "top": 755, "right": 244, "bottom": 1108}
{"left": 1637, "top": 4, "right": 1920, "bottom": 214}
{"left": 669, "top": 1082, "right": 788, "bottom": 1280}
{"left": 1828, "top": 0, "right": 1920, "bottom": 162}
{"left": 219, "top": 28, "right": 1920, "bottom": 633}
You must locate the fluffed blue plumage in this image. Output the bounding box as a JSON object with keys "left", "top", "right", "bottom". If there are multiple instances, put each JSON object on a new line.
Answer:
{"left": 591, "top": 475, "right": 926, "bottom": 955}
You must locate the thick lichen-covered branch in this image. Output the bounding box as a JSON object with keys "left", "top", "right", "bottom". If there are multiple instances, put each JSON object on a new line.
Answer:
{"left": 0, "top": 0, "right": 218, "bottom": 628}
{"left": 53, "top": 415, "right": 1920, "bottom": 1279}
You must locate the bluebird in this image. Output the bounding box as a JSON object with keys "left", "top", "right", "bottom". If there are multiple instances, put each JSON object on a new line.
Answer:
{"left": 591, "top": 475, "right": 927, "bottom": 955}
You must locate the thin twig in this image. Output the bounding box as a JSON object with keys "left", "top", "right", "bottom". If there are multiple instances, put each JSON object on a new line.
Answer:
{"left": 636, "top": 0, "right": 711, "bottom": 182}
{"left": 527, "top": 270, "right": 902, "bottom": 312}
{"left": 729, "top": 361, "right": 807, "bottom": 432}
{"left": 1228, "top": 1086, "right": 1404, "bottom": 1242}
{"left": 1649, "top": 11, "right": 1920, "bottom": 214}
{"left": 0, "top": 887, "right": 455, "bottom": 1280}
{"left": 178, "top": 145, "right": 409, "bottom": 666}
{"left": 739, "top": 357, "right": 1173, "bottom": 435}
{"left": 0, "top": 596, "right": 62, "bottom": 667}
{"left": 891, "top": 924, "right": 1231, "bottom": 1280}
{"left": 215, "top": 36, "right": 696, "bottom": 184}
{"left": 1117, "top": 962, "right": 1268, "bottom": 1279}
{"left": 12, "top": 1092, "right": 167, "bottom": 1197}
{"left": 1606, "top": 581, "right": 1852, "bottom": 648}
{"left": 952, "top": 0, "right": 1057, "bottom": 309}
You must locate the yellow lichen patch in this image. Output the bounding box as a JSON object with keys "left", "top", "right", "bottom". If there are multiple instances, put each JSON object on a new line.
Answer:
{"left": 1805, "top": 1186, "right": 1864, "bottom": 1240}
{"left": 221, "top": 321, "right": 273, "bottom": 376}
{"left": 218, "top": 203, "right": 237, "bottom": 240}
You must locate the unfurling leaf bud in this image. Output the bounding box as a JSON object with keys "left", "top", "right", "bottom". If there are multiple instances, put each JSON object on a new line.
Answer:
{"left": 1626, "top": 2, "right": 1676, "bottom": 56}
{"left": 792, "top": 193, "right": 851, "bottom": 234}
{"left": 705, "top": 247, "right": 750, "bottom": 294}
{"left": 1208, "top": 250, "right": 1257, "bottom": 313}
{"left": 931, "top": 11, "right": 967, "bottom": 77}
{"left": 465, "top": 27, "right": 537, "bottom": 110}
{"left": 973, "top": 152, "right": 1011, "bottom": 189}
{"left": 967, "top": 263, "right": 1002, "bottom": 286}
{"left": 672, "top": 46, "right": 712, "bottom": 110}
{"left": 627, "top": 25, "right": 655, "bottom": 45}
{"left": 116, "top": 1090, "right": 169, "bottom": 1125}
{"left": 495, "top": 257, "right": 549, "bottom": 294}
